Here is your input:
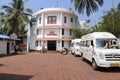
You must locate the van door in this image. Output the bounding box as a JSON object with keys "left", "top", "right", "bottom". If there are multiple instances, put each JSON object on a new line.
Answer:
{"left": 87, "top": 40, "right": 94, "bottom": 62}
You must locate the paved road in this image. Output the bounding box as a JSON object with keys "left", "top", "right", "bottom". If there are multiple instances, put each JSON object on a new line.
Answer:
{"left": 0, "top": 52, "right": 120, "bottom": 80}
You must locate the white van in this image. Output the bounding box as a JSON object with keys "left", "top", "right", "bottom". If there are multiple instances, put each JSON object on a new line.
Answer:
{"left": 80, "top": 32, "right": 120, "bottom": 70}
{"left": 70, "top": 39, "right": 81, "bottom": 56}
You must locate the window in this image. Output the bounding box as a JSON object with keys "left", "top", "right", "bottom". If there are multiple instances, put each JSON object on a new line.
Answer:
{"left": 36, "top": 29, "right": 39, "bottom": 35}
{"left": 62, "top": 28, "right": 64, "bottom": 35}
{"left": 36, "top": 41, "right": 38, "bottom": 47}
{"left": 96, "top": 39, "right": 119, "bottom": 49}
{"left": 71, "top": 18, "right": 73, "bottom": 22}
{"left": 47, "top": 16, "right": 56, "bottom": 24}
{"left": 70, "top": 29, "right": 72, "bottom": 35}
{"left": 64, "top": 16, "right": 67, "bottom": 23}
{"left": 36, "top": 29, "right": 41, "bottom": 35}
{"left": 86, "top": 40, "right": 90, "bottom": 47}
{"left": 62, "top": 41, "right": 64, "bottom": 47}
{"left": 39, "top": 17, "right": 41, "bottom": 24}
{"left": 91, "top": 40, "right": 94, "bottom": 46}
{"left": 80, "top": 41, "right": 83, "bottom": 46}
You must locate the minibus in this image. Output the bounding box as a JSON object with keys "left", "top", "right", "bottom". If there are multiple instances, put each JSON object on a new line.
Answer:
{"left": 70, "top": 39, "right": 81, "bottom": 56}
{"left": 80, "top": 32, "right": 120, "bottom": 70}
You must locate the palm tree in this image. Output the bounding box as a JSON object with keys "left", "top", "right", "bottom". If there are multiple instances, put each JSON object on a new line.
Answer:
{"left": 0, "top": 0, "right": 32, "bottom": 35}
{"left": 0, "top": 12, "right": 6, "bottom": 33}
{"left": 71, "top": 0, "right": 104, "bottom": 16}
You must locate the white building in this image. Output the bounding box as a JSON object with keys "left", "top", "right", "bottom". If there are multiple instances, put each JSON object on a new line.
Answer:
{"left": 28, "top": 8, "right": 80, "bottom": 51}
{"left": 79, "top": 21, "right": 89, "bottom": 30}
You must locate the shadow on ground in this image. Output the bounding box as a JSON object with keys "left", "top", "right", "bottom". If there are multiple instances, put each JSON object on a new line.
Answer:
{"left": 0, "top": 73, "right": 33, "bottom": 80}
{"left": 81, "top": 58, "right": 120, "bottom": 72}
{"left": 99, "top": 67, "right": 120, "bottom": 72}
{"left": 0, "top": 64, "right": 4, "bottom": 67}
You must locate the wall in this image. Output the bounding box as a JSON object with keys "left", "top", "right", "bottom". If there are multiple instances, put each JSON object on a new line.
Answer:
{"left": 9, "top": 41, "right": 15, "bottom": 54}
{"left": 0, "top": 41, "right": 7, "bottom": 54}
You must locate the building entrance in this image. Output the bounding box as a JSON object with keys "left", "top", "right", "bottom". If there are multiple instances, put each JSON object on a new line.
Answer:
{"left": 47, "top": 41, "right": 56, "bottom": 50}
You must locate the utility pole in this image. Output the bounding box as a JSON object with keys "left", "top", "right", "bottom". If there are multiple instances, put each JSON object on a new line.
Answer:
{"left": 91, "top": 11, "right": 96, "bottom": 27}
{"left": 111, "top": 0, "right": 115, "bottom": 34}
{"left": 111, "top": 0, "right": 114, "bottom": 9}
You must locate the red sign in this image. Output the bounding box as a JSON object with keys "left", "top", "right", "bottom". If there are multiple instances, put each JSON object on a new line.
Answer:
{"left": 47, "top": 32, "right": 57, "bottom": 36}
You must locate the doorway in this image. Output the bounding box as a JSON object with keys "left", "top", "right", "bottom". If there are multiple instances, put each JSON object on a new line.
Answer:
{"left": 7, "top": 42, "right": 10, "bottom": 54}
{"left": 47, "top": 41, "right": 56, "bottom": 50}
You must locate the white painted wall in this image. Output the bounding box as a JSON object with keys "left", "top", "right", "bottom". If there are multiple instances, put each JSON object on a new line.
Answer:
{"left": 0, "top": 41, "right": 7, "bottom": 54}
{"left": 62, "top": 14, "right": 77, "bottom": 26}
{"left": 29, "top": 26, "right": 36, "bottom": 50}
{"left": 0, "top": 41, "right": 15, "bottom": 54}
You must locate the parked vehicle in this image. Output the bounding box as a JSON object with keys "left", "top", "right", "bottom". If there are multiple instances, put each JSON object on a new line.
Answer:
{"left": 70, "top": 39, "right": 81, "bottom": 56}
{"left": 80, "top": 32, "right": 120, "bottom": 70}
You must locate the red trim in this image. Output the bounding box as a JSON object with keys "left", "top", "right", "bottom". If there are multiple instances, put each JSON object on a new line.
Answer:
{"left": 36, "top": 25, "right": 76, "bottom": 29}
{"left": 47, "top": 32, "right": 57, "bottom": 36}
{"left": 34, "top": 38, "right": 74, "bottom": 41}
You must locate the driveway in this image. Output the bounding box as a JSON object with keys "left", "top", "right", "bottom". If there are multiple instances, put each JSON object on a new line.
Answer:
{"left": 0, "top": 52, "right": 120, "bottom": 80}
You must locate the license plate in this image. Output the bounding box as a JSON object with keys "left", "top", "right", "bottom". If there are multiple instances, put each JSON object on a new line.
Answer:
{"left": 110, "top": 63, "right": 119, "bottom": 67}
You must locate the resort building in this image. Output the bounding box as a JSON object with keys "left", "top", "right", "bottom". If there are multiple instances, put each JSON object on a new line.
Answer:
{"left": 28, "top": 8, "right": 80, "bottom": 51}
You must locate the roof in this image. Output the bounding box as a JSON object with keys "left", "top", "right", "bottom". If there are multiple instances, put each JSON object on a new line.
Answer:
{"left": 0, "top": 34, "right": 10, "bottom": 39}
{"left": 81, "top": 32, "right": 116, "bottom": 40}
{"left": 0, "top": 34, "right": 20, "bottom": 40}
{"left": 33, "top": 8, "right": 77, "bottom": 17}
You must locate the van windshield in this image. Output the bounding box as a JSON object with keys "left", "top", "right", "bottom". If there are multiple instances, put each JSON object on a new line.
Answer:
{"left": 75, "top": 42, "right": 80, "bottom": 46}
{"left": 96, "top": 39, "right": 120, "bottom": 49}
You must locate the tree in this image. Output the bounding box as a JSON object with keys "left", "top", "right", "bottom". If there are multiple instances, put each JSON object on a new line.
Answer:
{"left": 71, "top": 0, "right": 104, "bottom": 16}
{"left": 72, "top": 28, "right": 89, "bottom": 38}
{"left": 0, "top": 12, "right": 6, "bottom": 33}
{"left": 92, "top": 3, "right": 120, "bottom": 37}
{"left": 0, "top": 0, "right": 32, "bottom": 35}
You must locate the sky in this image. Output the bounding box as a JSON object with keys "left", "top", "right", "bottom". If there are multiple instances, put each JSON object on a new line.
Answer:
{"left": 0, "top": 0, "right": 120, "bottom": 27}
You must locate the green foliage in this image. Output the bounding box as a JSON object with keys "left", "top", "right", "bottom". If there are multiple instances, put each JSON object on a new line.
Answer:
{"left": 71, "top": 0, "right": 103, "bottom": 16}
{"left": 91, "top": 3, "right": 120, "bottom": 37}
{"left": 72, "top": 28, "right": 89, "bottom": 38}
{"left": 0, "top": 0, "right": 33, "bottom": 35}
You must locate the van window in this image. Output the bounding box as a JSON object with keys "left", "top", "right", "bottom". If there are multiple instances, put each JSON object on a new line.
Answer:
{"left": 86, "top": 40, "right": 90, "bottom": 47}
{"left": 96, "top": 39, "right": 105, "bottom": 48}
{"left": 96, "top": 39, "right": 119, "bottom": 49}
{"left": 91, "top": 40, "right": 94, "bottom": 46}
{"left": 75, "top": 42, "right": 80, "bottom": 46}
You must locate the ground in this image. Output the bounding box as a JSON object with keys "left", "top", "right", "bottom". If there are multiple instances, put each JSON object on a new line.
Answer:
{"left": 0, "top": 51, "right": 120, "bottom": 80}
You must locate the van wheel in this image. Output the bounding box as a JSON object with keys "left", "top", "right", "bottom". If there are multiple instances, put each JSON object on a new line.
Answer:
{"left": 92, "top": 60, "right": 98, "bottom": 70}
{"left": 81, "top": 53, "right": 85, "bottom": 61}
{"left": 74, "top": 53, "right": 77, "bottom": 57}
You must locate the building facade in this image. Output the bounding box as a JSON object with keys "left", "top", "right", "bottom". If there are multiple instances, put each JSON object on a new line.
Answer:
{"left": 28, "top": 8, "right": 80, "bottom": 51}
{"left": 0, "top": 34, "right": 19, "bottom": 54}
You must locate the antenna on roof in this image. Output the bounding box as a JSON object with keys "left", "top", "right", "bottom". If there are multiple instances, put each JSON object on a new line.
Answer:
{"left": 69, "top": 0, "right": 72, "bottom": 10}
{"left": 40, "top": 8, "right": 44, "bottom": 10}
